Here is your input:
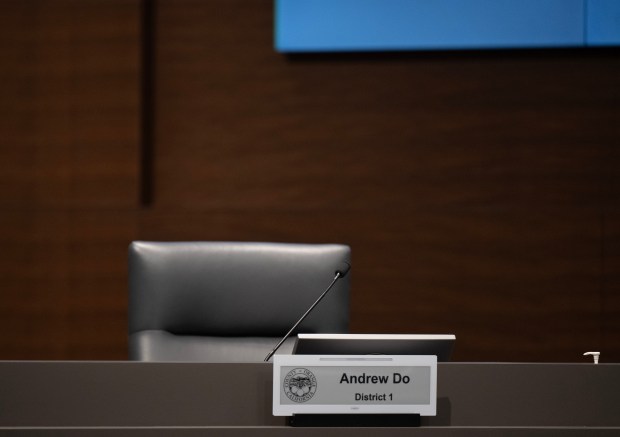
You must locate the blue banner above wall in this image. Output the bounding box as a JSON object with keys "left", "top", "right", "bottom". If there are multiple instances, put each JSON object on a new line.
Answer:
{"left": 274, "top": 0, "right": 620, "bottom": 52}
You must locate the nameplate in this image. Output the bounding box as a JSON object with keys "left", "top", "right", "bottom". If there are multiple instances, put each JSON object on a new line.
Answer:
{"left": 272, "top": 355, "right": 437, "bottom": 416}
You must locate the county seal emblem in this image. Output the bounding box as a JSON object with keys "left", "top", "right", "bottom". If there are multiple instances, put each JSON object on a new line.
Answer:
{"left": 283, "top": 368, "right": 317, "bottom": 403}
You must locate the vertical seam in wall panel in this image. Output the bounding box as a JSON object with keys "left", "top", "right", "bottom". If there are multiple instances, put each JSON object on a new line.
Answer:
{"left": 140, "top": 0, "right": 156, "bottom": 207}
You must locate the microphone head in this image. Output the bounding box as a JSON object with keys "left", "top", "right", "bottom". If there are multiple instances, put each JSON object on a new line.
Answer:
{"left": 335, "top": 261, "right": 351, "bottom": 278}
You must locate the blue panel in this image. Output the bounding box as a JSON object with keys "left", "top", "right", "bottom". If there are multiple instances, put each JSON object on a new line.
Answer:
{"left": 586, "top": 0, "right": 620, "bottom": 46}
{"left": 275, "top": 0, "right": 585, "bottom": 52}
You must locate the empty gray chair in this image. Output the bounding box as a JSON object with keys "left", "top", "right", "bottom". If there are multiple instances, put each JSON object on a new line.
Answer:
{"left": 128, "top": 241, "right": 350, "bottom": 362}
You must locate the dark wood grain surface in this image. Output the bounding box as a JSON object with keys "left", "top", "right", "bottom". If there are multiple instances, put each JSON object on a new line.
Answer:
{"left": 0, "top": 0, "right": 140, "bottom": 359}
{"left": 0, "top": 0, "right": 618, "bottom": 362}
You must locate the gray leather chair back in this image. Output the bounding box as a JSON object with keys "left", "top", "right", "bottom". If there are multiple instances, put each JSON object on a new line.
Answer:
{"left": 128, "top": 241, "right": 350, "bottom": 362}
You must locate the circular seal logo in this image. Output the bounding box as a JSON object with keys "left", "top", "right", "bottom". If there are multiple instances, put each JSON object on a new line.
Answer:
{"left": 283, "top": 368, "right": 317, "bottom": 403}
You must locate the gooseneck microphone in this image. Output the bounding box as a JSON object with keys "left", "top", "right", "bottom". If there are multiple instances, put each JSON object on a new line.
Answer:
{"left": 263, "top": 261, "right": 351, "bottom": 362}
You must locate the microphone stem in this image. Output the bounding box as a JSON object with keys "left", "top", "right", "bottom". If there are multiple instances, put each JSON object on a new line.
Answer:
{"left": 264, "top": 272, "right": 341, "bottom": 362}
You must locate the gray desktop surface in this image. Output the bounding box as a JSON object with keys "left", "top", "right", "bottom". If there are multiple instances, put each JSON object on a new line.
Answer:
{"left": 0, "top": 361, "right": 619, "bottom": 435}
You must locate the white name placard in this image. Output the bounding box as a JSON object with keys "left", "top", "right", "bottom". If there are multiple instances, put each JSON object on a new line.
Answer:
{"left": 272, "top": 355, "right": 437, "bottom": 416}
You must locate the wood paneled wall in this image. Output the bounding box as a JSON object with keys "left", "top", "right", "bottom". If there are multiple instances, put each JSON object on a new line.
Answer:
{"left": 0, "top": 0, "right": 140, "bottom": 359}
{"left": 1, "top": 0, "right": 618, "bottom": 362}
